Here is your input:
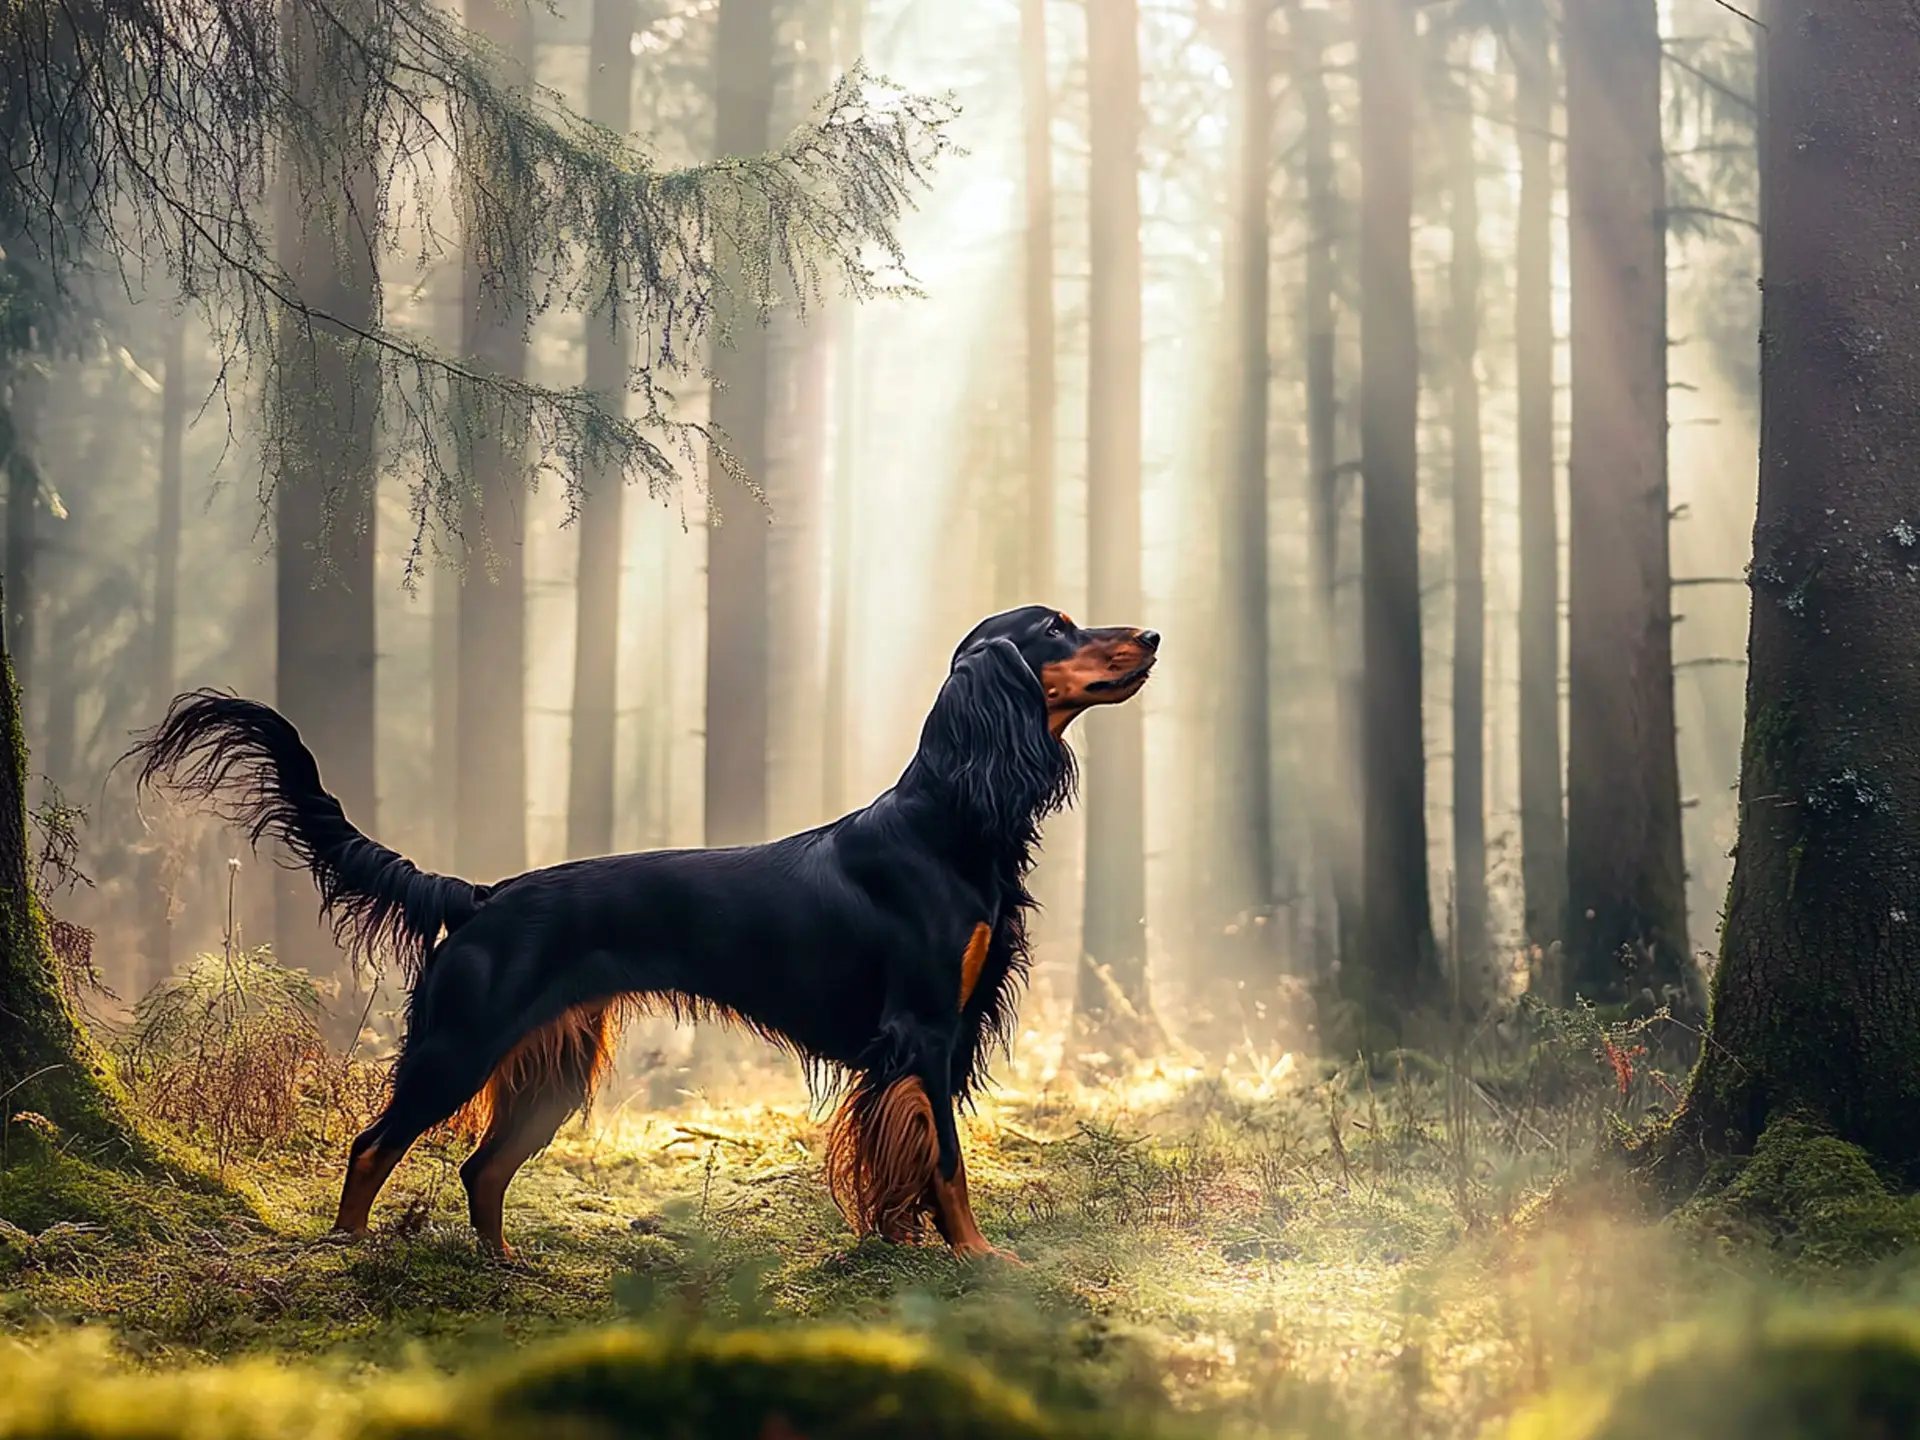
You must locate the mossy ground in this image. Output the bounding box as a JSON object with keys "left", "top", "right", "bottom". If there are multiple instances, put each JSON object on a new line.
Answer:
{"left": 7, "top": 1024, "right": 1920, "bottom": 1439}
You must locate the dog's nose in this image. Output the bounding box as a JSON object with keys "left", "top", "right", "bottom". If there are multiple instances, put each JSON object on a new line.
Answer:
{"left": 1138, "top": 629, "right": 1161, "bottom": 652}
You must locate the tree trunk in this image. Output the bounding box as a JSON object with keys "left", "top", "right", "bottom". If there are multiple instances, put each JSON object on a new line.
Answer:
{"left": 431, "top": 563, "right": 458, "bottom": 869}
{"left": 1563, "top": 0, "right": 1691, "bottom": 1009}
{"left": 0, "top": 577, "right": 135, "bottom": 1150}
{"left": 1512, "top": 7, "right": 1565, "bottom": 971}
{"left": 1294, "top": 3, "right": 1350, "bottom": 978}
{"left": 452, "top": 0, "right": 534, "bottom": 887}
{"left": 1674, "top": 0, "right": 1920, "bottom": 1170}
{"left": 1356, "top": 0, "right": 1436, "bottom": 1024}
{"left": 1445, "top": 65, "right": 1487, "bottom": 974}
{"left": 144, "top": 309, "right": 187, "bottom": 991}
{"left": 1022, "top": 0, "right": 1056, "bottom": 603}
{"left": 4, "top": 368, "right": 41, "bottom": 700}
{"left": 704, "top": 0, "right": 775, "bottom": 849}
{"left": 1075, "top": 0, "right": 1153, "bottom": 1037}
{"left": 818, "top": 0, "right": 864, "bottom": 825}
{"left": 1215, "top": 0, "right": 1276, "bottom": 960}
{"left": 274, "top": 0, "right": 379, "bottom": 994}
{"left": 566, "top": 0, "right": 635, "bottom": 861}
{"left": 821, "top": 306, "right": 856, "bottom": 819}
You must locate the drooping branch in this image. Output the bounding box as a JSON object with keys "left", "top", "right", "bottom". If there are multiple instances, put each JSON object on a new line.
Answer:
{"left": 1, "top": 0, "right": 955, "bottom": 567}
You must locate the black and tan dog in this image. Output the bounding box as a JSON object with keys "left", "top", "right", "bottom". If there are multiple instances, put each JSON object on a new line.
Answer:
{"left": 130, "top": 606, "right": 1158, "bottom": 1260}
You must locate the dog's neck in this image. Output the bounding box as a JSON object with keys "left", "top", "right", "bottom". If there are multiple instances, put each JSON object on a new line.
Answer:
{"left": 901, "top": 737, "right": 1073, "bottom": 874}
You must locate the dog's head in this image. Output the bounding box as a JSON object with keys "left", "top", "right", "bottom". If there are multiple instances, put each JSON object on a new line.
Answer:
{"left": 952, "top": 605, "right": 1159, "bottom": 738}
{"left": 913, "top": 608, "right": 1157, "bottom": 845}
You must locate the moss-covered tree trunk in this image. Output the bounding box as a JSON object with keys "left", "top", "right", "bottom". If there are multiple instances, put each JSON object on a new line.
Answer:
{"left": 1356, "top": 0, "right": 1437, "bottom": 1026}
{"left": 0, "top": 582, "right": 131, "bottom": 1152}
{"left": 1562, "top": 0, "right": 1691, "bottom": 1011}
{"left": 1675, "top": 0, "right": 1920, "bottom": 1168}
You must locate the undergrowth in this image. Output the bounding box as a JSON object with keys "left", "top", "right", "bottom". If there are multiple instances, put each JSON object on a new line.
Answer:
{"left": 5, "top": 980, "right": 1919, "bottom": 1439}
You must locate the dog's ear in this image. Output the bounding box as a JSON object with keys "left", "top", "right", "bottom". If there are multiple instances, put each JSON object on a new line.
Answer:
{"left": 916, "top": 638, "right": 1071, "bottom": 838}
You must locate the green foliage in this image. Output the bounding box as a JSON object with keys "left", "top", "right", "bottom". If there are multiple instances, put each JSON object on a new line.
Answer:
{"left": 1505, "top": 1309, "right": 1920, "bottom": 1440}
{"left": 1, "top": 0, "right": 954, "bottom": 561}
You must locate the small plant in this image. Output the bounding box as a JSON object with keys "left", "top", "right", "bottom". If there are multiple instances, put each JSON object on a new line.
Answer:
{"left": 116, "top": 861, "right": 334, "bottom": 1167}
{"left": 30, "top": 779, "right": 109, "bottom": 1011}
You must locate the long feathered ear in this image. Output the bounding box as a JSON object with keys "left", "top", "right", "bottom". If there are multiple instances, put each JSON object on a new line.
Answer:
{"left": 913, "top": 637, "right": 1072, "bottom": 840}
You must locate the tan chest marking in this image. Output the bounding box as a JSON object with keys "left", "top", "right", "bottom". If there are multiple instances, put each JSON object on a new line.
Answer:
{"left": 959, "top": 923, "right": 992, "bottom": 1009}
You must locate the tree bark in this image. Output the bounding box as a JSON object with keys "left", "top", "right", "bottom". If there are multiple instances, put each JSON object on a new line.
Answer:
{"left": 1512, "top": 7, "right": 1565, "bottom": 970}
{"left": 0, "top": 576, "right": 135, "bottom": 1150}
{"left": 452, "top": 0, "right": 534, "bottom": 887}
{"left": 1022, "top": 0, "right": 1056, "bottom": 604}
{"left": 1075, "top": 0, "right": 1153, "bottom": 1036}
{"left": 1563, "top": 0, "right": 1691, "bottom": 1009}
{"left": 274, "top": 0, "right": 379, "bottom": 992}
{"left": 1294, "top": 3, "right": 1350, "bottom": 978}
{"left": 704, "top": 0, "right": 776, "bottom": 849}
{"left": 1675, "top": 0, "right": 1920, "bottom": 1170}
{"left": 4, "top": 367, "right": 41, "bottom": 701}
{"left": 819, "top": 0, "right": 864, "bottom": 825}
{"left": 1216, "top": 0, "right": 1276, "bottom": 947}
{"left": 566, "top": 0, "right": 635, "bottom": 861}
{"left": 143, "top": 309, "right": 187, "bottom": 991}
{"left": 1445, "top": 65, "right": 1487, "bottom": 973}
{"left": 1356, "top": 0, "right": 1436, "bottom": 1024}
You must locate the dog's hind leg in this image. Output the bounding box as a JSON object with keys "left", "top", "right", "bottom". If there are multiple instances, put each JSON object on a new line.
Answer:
{"left": 458, "top": 1002, "right": 615, "bottom": 1257}
{"left": 331, "top": 1035, "right": 496, "bottom": 1238}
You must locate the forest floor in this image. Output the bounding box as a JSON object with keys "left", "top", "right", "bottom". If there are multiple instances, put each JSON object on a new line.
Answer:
{"left": 12, "top": 997, "right": 1918, "bottom": 1440}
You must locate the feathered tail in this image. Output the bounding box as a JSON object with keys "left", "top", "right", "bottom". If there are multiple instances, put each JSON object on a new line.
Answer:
{"left": 126, "top": 690, "right": 487, "bottom": 982}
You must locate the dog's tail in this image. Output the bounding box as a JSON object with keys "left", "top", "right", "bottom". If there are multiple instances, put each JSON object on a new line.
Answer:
{"left": 126, "top": 689, "right": 487, "bottom": 982}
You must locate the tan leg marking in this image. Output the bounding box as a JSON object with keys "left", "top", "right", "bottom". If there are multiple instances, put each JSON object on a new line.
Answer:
{"left": 927, "top": 1149, "right": 1023, "bottom": 1265}
{"left": 959, "top": 922, "right": 992, "bottom": 1009}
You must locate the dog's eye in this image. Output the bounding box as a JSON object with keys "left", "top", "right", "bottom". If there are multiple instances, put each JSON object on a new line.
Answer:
{"left": 1051, "top": 613, "right": 1071, "bottom": 635}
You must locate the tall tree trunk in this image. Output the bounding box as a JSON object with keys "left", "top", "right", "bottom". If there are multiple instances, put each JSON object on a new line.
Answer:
{"left": 453, "top": 0, "right": 534, "bottom": 887}
{"left": 4, "top": 367, "right": 41, "bottom": 700}
{"left": 143, "top": 309, "right": 188, "bottom": 991}
{"left": 1075, "top": 0, "right": 1153, "bottom": 1037}
{"left": 819, "top": 1, "right": 863, "bottom": 823}
{"left": 1563, "top": 0, "right": 1690, "bottom": 1009}
{"left": 1295, "top": 4, "right": 1349, "bottom": 977}
{"left": 274, "top": 0, "right": 379, "bottom": 995}
{"left": 431, "top": 564, "right": 458, "bottom": 869}
{"left": 1445, "top": 67, "right": 1487, "bottom": 973}
{"left": 1022, "top": 0, "right": 1056, "bottom": 603}
{"left": 1512, "top": 7, "right": 1565, "bottom": 973}
{"left": 1356, "top": 0, "right": 1435, "bottom": 1025}
{"left": 1673, "top": 0, "right": 1920, "bottom": 1170}
{"left": 1218, "top": 0, "right": 1275, "bottom": 950}
{"left": 704, "top": 0, "right": 775, "bottom": 849}
{"left": 566, "top": 0, "right": 635, "bottom": 861}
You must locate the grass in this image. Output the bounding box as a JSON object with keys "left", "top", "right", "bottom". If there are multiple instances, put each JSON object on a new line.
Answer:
{"left": 7, "top": 995, "right": 1920, "bottom": 1439}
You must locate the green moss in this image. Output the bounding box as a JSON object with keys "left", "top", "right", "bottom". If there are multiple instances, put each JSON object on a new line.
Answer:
{"left": 1505, "top": 1309, "right": 1920, "bottom": 1440}
{"left": 463, "top": 1326, "right": 1069, "bottom": 1439}
{"left": 0, "top": 1326, "right": 1086, "bottom": 1440}
{"left": 1675, "top": 1116, "right": 1920, "bottom": 1266}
